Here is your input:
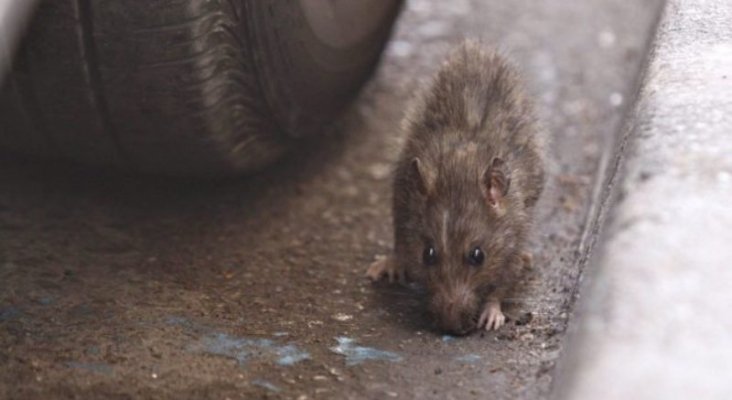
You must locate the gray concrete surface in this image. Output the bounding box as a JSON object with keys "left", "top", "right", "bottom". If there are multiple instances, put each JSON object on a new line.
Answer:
{"left": 0, "top": 1, "right": 662, "bottom": 399}
{"left": 552, "top": 0, "right": 732, "bottom": 398}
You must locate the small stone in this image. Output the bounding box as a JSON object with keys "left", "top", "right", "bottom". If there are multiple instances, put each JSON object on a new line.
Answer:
{"left": 343, "top": 185, "right": 359, "bottom": 197}
{"left": 307, "top": 320, "right": 323, "bottom": 328}
{"left": 368, "top": 163, "right": 391, "bottom": 180}
{"left": 717, "top": 171, "right": 731, "bottom": 185}
{"left": 609, "top": 92, "right": 623, "bottom": 107}
{"left": 417, "top": 20, "right": 449, "bottom": 38}
{"left": 368, "top": 192, "right": 380, "bottom": 205}
{"left": 336, "top": 167, "right": 353, "bottom": 180}
{"left": 389, "top": 40, "right": 413, "bottom": 58}
{"left": 598, "top": 29, "right": 616, "bottom": 48}
{"left": 332, "top": 313, "right": 353, "bottom": 322}
{"left": 515, "top": 312, "right": 534, "bottom": 326}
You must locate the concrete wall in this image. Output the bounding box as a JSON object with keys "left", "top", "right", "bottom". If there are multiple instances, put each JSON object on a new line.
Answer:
{"left": 553, "top": 0, "right": 732, "bottom": 398}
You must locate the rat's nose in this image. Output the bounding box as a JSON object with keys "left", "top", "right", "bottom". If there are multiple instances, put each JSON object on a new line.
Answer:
{"left": 434, "top": 304, "right": 477, "bottom": 336}
{"left": 430, "top": 285, "right": 479, "bottom": 335}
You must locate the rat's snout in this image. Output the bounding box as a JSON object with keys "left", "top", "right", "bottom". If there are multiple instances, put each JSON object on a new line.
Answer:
{"left": 429, "top": 284, "right": 480, "bottom": 335}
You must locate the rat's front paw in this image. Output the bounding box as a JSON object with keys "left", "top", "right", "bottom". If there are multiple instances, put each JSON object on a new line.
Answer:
{"left": 478, "top": 299, "right": 505, "bottom": 331}
{"left": 365, "top": 256, "right": 406, "bottom": 284}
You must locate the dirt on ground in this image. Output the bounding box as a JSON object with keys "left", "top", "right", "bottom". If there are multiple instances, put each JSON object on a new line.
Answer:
{"left": 0, "top": 1, "right": 662, "bottom": 399}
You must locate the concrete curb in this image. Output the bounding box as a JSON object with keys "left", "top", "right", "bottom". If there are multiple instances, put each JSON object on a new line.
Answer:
{"left": 552, "top": 0, "right": 732, "bottom": 399}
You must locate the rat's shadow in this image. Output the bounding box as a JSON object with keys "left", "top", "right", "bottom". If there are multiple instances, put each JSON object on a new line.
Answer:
{"left": 0, "top": 119, "right": 350, "bottom": 282}
{"left": 366, "top": 280, "right": 435, "bottom": 333}
{"left": 366, "top": 278, "right": 530, "bottom": 335}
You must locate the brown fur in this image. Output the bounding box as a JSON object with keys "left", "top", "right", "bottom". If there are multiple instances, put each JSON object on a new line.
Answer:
{"left": 376, "top": 41, "right": 545, "bottom": 335}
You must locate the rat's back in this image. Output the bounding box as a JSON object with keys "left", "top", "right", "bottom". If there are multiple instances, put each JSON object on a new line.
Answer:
{"left": 403, "top": 41, "right": 537, "bottom": 145}
{"left": 399, "top": 40, "right": 545, "bottom": 209}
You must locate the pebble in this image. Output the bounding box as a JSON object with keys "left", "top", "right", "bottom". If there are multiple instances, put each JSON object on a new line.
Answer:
{"left": 343, "top": 185, "right": 360, "bottom": 197}
{"left": 717, "top": 171, "right": 731, "bottom": 185}
{"left": 416, "top": 21, "right": 449, "bottom": 38}
{"left": 368, "top": 163, "right": 391, "bottom": 180}
{"left": 598, "top": 29, "right": 617, "bottom": 48}
{"left": 520, "top": 333, "right": 535, "bottom": 341}
{"left": 332, "top": 313, "right": 353, "bottom": 322}
{"left": 609, "top": 92, "right": 623, "bottom": 107}
{"left": 389, "top": 40, "right": 414, "bottom": 58}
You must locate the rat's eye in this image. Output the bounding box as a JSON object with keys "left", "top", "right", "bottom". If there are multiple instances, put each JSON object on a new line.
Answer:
{"left": 468, "top": 247, "right": 484, "bottom": 266}
{"left": 422, "top": 246, "right": 438, "bottom": 266}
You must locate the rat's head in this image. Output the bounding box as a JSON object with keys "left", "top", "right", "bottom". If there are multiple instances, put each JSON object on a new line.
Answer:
{"left": 406, "top": 152, "right": 521, "bottom": 335}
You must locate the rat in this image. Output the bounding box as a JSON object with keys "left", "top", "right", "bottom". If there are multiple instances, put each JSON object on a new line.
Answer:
{"left": 367, "top": 41, "right": 545, "bottom": 335}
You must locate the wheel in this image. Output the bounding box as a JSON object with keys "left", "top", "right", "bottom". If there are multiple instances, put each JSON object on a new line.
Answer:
{"left": 0, "top": 0, "right": 402, "bottom": 175}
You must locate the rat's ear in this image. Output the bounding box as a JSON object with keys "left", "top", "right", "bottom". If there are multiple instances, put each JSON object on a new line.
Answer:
{"left": 482, "top": 157, "right": 510, "bottom": 208}
{"left": 410, "top": 157, "right": 434, "bottom": 195}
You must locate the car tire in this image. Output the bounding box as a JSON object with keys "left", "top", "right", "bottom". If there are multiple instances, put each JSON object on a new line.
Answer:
{"left": 0, "top": 0, "right": 402, "bottom": 175}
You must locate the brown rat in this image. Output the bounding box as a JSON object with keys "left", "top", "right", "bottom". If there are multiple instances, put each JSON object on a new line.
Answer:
{"left": 367, "top": 41, "right": 545, "bottom": 335}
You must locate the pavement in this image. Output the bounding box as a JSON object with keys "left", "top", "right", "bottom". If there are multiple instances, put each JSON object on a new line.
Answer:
{"left": 0, "top": 0, "right": 662, "bottom": 399}
{"left": 552, "top": 0, "right": 732, "bottom": 398}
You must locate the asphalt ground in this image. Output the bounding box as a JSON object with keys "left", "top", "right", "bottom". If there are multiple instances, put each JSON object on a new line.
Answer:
{"left": 0, "top": 1, "right": 662, "bottom": 398}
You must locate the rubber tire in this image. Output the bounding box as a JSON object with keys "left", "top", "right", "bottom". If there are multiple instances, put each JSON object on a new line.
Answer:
{"left": 0, "top": 0, "right": 402, "bottom": 175}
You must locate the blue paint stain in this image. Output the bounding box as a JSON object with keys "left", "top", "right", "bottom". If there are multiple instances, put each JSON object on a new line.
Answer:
{"left": 251, "top": 379, "right": 281, "bottom": 393}
{"left": 442, "top": 335, "right": 456, "bottom": 343}
{"left": 275, "top": 344, "right": 309, "bottom": 366}
{"left": 163, "top": 315, "right": 213, "bottom": 335}
{"left": 164, "top": 315, "right": 192, "bottom": 327}
{"left": 330, "top": 337, "right": 402, "bottom": 366}
{"left": 192, "top": 332, "right": 309, "bottom": 366}
{"left": 38, "top": 297, "right": 54, "bottom": 306}
{"left": 65, "top": 362, "right": 113, "bottom": 375}
{"left": 454, "top": 354, "right": 482, "bottom": 363}
{"left": 0, "top": 306, "right": 21, "bottom": 321}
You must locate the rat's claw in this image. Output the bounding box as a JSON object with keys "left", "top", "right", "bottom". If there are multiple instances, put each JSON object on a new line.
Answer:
{"left": 520, "top": 251, "right": 533, "bottom": 267}
{"left": 479, "top": 300, "right": 505, "bottom": 331}
{"left": 396, "top": 269, "right": 407, "bottom": 284}
{"left": 366, "top": 259, "right": 387, "bottom": 281}
{"left": 366, "top": 257, "right": 405, "bottom": 284}
{"left": 386, "top": 268, "right": 406, "bottom": 285}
